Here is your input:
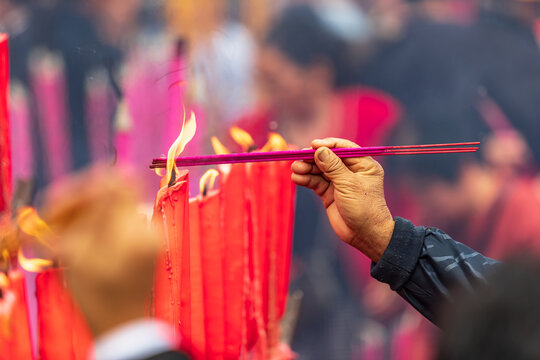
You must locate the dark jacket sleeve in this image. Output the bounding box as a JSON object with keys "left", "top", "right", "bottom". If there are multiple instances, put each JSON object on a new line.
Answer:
{"left": 370, "top": 217, "right": 500, "bottom": 325}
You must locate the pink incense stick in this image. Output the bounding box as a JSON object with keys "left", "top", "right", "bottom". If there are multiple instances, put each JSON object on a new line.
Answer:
{"left": 150, "top": 142, "right": 479, "bottom": 168}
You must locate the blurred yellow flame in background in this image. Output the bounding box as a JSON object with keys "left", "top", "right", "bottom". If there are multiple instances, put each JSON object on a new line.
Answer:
{"left": 17, "top": 248, "right": 53, "bottom": 273}
{"left": 261, "top": 132, "right": 288, "bottom": 152}
{"left": 230, "top": 126, "right": 255, "bottom": 152}
{"left": 211, "top": 136, "right": 231, "bottom": 155}
{"left": 199, "top": 169, "right": 220, "bottom": 195}
{"left": 0, "top": 272, "right": 8, "bottom": 288}
{"left": 16, "top": 207, "right": 52, "bottom": 247}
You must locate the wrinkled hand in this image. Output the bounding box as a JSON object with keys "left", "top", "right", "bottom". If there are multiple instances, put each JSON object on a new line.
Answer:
{"left": 42, "top": 165, "right": 159, "bottom": 338}
{"left": 291, "top": 138, "right": 395, "bottom": 262}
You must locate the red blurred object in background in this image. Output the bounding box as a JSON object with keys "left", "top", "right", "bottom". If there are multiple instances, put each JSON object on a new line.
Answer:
{"left": 0, "top": 270, "right": 33, "bottom": 360}
{"left": 36, "top": 269, "right": 93, "bottom": 360}
{"left": 0, "top": 34, "right": 12, "bottom": 213}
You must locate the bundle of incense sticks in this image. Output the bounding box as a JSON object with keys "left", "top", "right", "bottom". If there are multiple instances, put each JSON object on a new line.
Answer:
{"left": 150, "top": 142, "right": 479, "bottom": 169}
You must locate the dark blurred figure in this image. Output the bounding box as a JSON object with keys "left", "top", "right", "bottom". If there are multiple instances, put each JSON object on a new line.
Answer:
{"left": 400, "top": 132, "right": 540, "bottom": 259}
{"left": 362, "top": 0, "right": 540, "bottom": 166}
{"left": 467, "top": 0, "right": 540, "bottom": 165}
{"left": 234, "top": 3, "right": 401, "bottom": 149}
{"left": 438, "top": 256, "right": 540, "bottom": 360}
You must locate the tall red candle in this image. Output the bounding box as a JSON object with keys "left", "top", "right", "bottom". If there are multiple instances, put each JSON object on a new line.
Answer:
{"left": 246, "top": 160, "right": 296, "bottom": 358}
{"left": 152, "top": 170, "right": 191, "bottom": 351}
{"left": 0, "top": 270, "right": 33, "bottom": 360}
{"left": 0, "top": 34, "right": 11, "bottom": 213}
{"left": 188, "top": 198, "right": 206, "bottom": 359}
{"left": 199, "top": 189, "right": 226, "bottom": 357}
{"left": 220, "top": 163, "right": 251, "bottom": 359}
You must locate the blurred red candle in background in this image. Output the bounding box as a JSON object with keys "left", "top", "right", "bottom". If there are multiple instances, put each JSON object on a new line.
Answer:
{"left": 0, "top": 270, "right": 33, "bottom": 360}
{"left": 36, "top": 268, "right": 92, "bottom": 360}
{"left": 0, "top": 34, "right": 11, "bottom": 213}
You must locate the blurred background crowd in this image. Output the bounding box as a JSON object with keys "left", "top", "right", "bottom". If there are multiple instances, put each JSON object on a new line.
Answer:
{"left": 2, "top": 0, "right": 540, "bottom": 359}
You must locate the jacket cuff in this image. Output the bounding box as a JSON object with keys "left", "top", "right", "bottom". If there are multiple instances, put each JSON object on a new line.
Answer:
{"left": 370, "top": 217, "right": 425, "bottom": 290}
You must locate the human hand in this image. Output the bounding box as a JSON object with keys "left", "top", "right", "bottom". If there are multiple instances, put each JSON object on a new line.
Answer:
{"left": 291, "top": 138, "right": 395, "bottom": 262}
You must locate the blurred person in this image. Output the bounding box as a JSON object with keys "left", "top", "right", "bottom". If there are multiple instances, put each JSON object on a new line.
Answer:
{"left": 234, "top": 2, "right": 401, "bottom": 149}
{"left": 437, "top": 256, "right": 540, "bottom": 360}
{"left": 362, "top": 0, "right": 540, "bottom": 167}
{"left": 84, "top": 0, "right": 143, "bottom": 48}
{"left": 464, "top": 0, "right": 540, "bottom": 166}
{"left": 42, "top": 165, "right": 188, "bottom": 360}
{"left": 361, "top": 0, "right": 484, "bottom": 152}
{"left": 236, "top": 4, "right": 402, "bottom": 358}
{"left": 395, "top": 132, "right": 540, "bottom": 260}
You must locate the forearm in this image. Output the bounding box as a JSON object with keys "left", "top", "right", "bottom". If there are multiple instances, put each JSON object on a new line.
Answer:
{"left": 370, "top": 217, "right": 500, "bottom": 325}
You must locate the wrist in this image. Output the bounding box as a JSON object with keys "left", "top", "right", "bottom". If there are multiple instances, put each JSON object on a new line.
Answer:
{"left": 352, "top": 216, "right": 395, "bottom": 262}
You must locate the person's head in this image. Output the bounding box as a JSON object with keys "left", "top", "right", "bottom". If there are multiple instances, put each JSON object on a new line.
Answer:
{"left": 438, "top": 255, "right": 540, "bottom": 360}
{"left": 257, "top": 4, "right": 362, "bottom": 120}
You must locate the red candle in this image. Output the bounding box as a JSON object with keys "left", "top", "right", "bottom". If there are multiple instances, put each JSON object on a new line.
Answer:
{"left": 0, "top": 34, "right": 11, "bottom": 213}
{"left": 220, "top": 164, "right": 250, "bottom": 359}
{"left": 0, "top": 270, "right": 33, "bottom": 360}
{"left": 36, "top": 268, "right": 92, "bottom": 360}
{"left": 152, "top": 170, "right": 191, "bottom": 351}
{"left": 199, "top": 189, "right": 226, "bottom": 357}
{"left": 247, "top": 162, "right": 270, "bottom": 359}
{"left": 246, "top": 160, "right": 296, "bottom": 358}
{"left": 188, "top": 198, "right": 206, "bottom": 359}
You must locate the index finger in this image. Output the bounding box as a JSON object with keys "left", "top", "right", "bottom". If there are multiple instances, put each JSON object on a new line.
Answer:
{"left": 311, "top": 138, "right": 380, "bottom": 173}
{"left": 312, "top": 137, "right": 359, "bottom": 150}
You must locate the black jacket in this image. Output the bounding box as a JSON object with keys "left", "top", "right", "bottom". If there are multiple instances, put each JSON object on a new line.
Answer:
{"left": 371, "top": 217, "right": 500, "bottom": 325}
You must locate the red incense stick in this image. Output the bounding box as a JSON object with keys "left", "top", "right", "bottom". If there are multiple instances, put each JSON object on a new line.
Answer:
{"left": 150, "top": 142, "right": 479, "bottom": 168}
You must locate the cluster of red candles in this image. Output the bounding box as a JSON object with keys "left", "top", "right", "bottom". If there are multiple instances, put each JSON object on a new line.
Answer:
{"left": 152, "top": 155, "right": 296, "bottom": 359}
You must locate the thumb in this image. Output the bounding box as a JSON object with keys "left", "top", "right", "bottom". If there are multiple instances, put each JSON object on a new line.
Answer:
{"left": 314, "top": 147, "right": 352, "bottom": 182}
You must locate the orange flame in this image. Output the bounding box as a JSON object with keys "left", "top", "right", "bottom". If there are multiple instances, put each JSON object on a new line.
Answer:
{"left": 154, "top": 167, "right": 166, "bottom": 177}
{"left": 166, "top": 110, "right": 197, "bottom": 185}
{"left": 17, "top": 247, "right": 53, "bottom": 273}
{"left": 16, "top": 207, "right": 53, "bottom": 249}
{"left": 211, "top": 136, "right": 230, "bottom": 155}
{"left": 230, "top": 126, "right": 255, "bottom": 152}
{"left": 0, "top": 272, "right": 8, "bottom": 288}
{"left": 199, "top": 169, "right": 220, "bottom": 195}
{"left": 261, "top": 132, "right": 288, "bottom": 152}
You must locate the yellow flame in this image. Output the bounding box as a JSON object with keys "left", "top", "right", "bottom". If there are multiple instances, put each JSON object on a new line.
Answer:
{"left": 17, "top": 248, "right": 53, "bottom": 273}
{"left": 199, "top": 169, "right": 220, "bottom": 195}
{"left": 230, "top": 126, "right": 255, "bottom": 152}
{"left": 166, "top": 110, "right": 197, "bottom": 185}
{"left": 16, "top": 207, "right": 53, "bottom": 249}
{"left": 154, "top": 167, "right": 166, "bottom": 177}
{"left": 0, "top": 273, "right": 8, "bottom": 288}
{"left": 211, "top": 136, "right": 230, "bottom": 155}
{"left": 1, "top": 249, "right": 8, "bottom": 271}
{"left": 261, "top": 132, "right": 288, "bottom": 152}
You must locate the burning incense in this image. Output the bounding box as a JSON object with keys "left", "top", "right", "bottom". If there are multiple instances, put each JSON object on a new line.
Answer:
{"left": 150, "top": 142, "right": 480, "bottom": 169}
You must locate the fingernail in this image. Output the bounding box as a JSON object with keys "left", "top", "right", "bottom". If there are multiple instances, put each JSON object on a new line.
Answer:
{"left": 318, "top": 148, "right": 329, "bottom": 162}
